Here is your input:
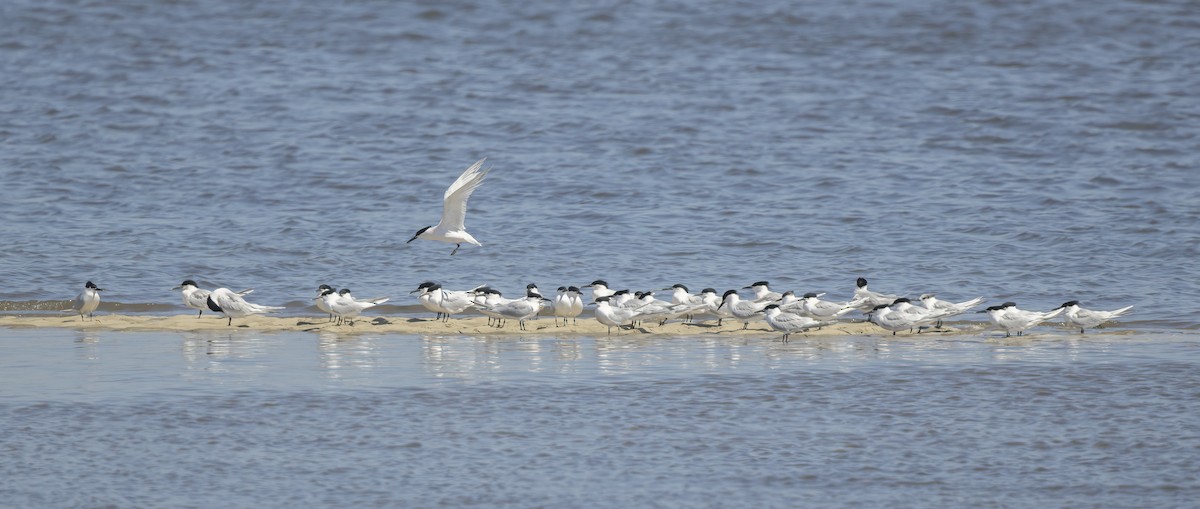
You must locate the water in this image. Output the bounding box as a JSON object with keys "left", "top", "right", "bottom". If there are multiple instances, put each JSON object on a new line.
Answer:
{"left": 2, "top": 329, "right": 1199, "bottom": 507}
{"left": 0, "top": 0, "right": 1197, "bottom": 323}
{"left": 2, "top": 0, "right": 1200, "bottom": 506}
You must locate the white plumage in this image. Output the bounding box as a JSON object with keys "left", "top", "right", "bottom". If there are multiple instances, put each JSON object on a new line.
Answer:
{"left": 407, "top": 158, "right": 492, "bottom": 255}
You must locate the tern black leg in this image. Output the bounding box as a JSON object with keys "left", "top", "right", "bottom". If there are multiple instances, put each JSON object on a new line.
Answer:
{"left": 450, "top": 243, "right": 460, "bottom": 256}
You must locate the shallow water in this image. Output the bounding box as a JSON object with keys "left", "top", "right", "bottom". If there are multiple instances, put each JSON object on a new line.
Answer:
{"left": 2, "top": 0, "right": 1199, "bottom": 506}
{"left": 2, "top": 328, "right": 1199, "bottom": 507}
{"left": 0, "top": 0, "right": 1197, "bottom": 326}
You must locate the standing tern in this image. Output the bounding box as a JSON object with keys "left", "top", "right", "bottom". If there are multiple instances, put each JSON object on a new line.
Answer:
{"left": 918, "top": 294, "right": 984, "bottom": 328}
{"left": 205, "top": 287, "right": 285, "bottom": 326}
{"left": 785, "top": 292, "right": 857, "bottom": 323}
{"left": 329, "top": 289, "right": 389, "bottom": 326}
{"left": 312, "top": 284, "right": 334, "bottom": 321}
{"left": 850, "top": 277, "right": 900, "bottom": 312}
{"left": 867, "top": 303, "right": 927, "bottom": 335}
{"left": 592, "top": 296, "right": 646, "bottom": 335}
{"left": 473, "top": 293, "right": 547, "bottom": 331}
{"left": 173, "top": 280, "right": 254, "bottom": 318}
{"left": 410, "top": 282, "right": 444, "bottom": 320}
{"left": 406, "top": 158, "right": 492, "bottom": 255}
{"left": 552, "top": 286, "right": 585, "bottom": 326}
{"left": 71, "top": 281, "right": 103, "bottom": 320}
{"left": 582, "top": 280, "right": 615, "bottom": 302}
{"left": 1055, "top": 301, "right": 1134, "bottom": 334}
{"left": 761, "top": 304, "right": 828, "bottom": 342}
{"left": 717, "top": 289, "right": 770, "bottom": 329}
{"left": 980, "top": 302, "right": 1064, "bottom": 337}
{"left": 745, "top": 281, "right": 784, "bottom": 303}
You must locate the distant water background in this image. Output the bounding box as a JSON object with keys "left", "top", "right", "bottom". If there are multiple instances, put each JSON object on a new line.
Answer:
{"left": 0, "top": 0, "right": 1197, "bottom": 325}
{"left": 3, "top": 1, "right": 1200, "bottom": 507}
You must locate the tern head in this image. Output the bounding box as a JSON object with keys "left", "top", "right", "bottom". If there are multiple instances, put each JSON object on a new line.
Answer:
{"left": 802, "top": 292, "right": 820, "bottom": 299}
{"left": 426, "top": 283, "right": 442, "bottom": 292}
{"left": 668, "top": 284, "right": 689, "bottom": 292}
{"left": 85, "top": 281, "right": 103, "bottom": 291}
{"left": 410, "top": 281, "right": 436, "bottom": 294}
{"left": 583, "top": 280, "right": 608, "bottom": 289}
{"left": 744, "top": 281, "right": 769, "bottom": 289}
{"left": 701, "top": 288, "right": 717, "bottom": 295}
{"left": 338, "top": 289, "right": 352, "bottom": 296}
{"left": 556, "top": 286, "right": 567, "bottom": 292}
{"left": 762, "top": 304, "right": 780, "bottom": 312}
{"left": 567, "top": 286, "right": 581, "bottom": 293}
{"left": 868, "top": 303, "right": 890, "bottom": 315}
{"left": 892, "top": 297, "right": 911, "bottom": 305}
{"left": 856, "top": 277, "right": 869, "bottom": 289}
{"left": 1057, "top": 300, "right": 1080, "bottom": 309}
{"left": 919, "top": 294, "right": 935, "bottom": 301}
{"left": 406, "top": 226, "right": 432, "bottom": 243}
{"left": 594, "top": 296, "right": 611, "bottom": 304}
{"left": 613, "top": 290, "right": 629, "bottom": 296}
{"left": 314, "top": 288, "right": 336, "bottom": 299}
{"left": 319, "top": 284, "right": 334, "bottom": 292}
{"left": 174, "top": 279, "right": 199, "bottom": 290}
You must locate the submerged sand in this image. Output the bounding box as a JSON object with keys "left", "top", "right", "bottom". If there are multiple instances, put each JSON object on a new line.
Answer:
{"left": 0, "top": 313, "right": 904, "bottom": 337}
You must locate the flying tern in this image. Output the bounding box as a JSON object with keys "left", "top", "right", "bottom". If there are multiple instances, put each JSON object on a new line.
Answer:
{"left": 406, "top": 158, "right": 492, "bottom": 255}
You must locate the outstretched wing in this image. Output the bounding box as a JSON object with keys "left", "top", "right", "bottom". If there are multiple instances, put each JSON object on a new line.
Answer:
{"left": 438, "top": 158, "right": 490, "bottom": 231}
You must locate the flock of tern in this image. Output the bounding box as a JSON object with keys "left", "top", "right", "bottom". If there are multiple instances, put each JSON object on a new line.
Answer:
{"left": 66, "top": 160, "right": 1134, "bottom": 339}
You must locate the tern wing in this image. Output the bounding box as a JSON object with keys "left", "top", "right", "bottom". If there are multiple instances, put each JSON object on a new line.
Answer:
{"left": 438, "top": 158, "right": 490, "bottom": 231}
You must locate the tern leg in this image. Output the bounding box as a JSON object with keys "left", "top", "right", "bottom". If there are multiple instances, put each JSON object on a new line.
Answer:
{"left": 227, "top": 317, "right": 233, "bottom": 326}
{"left": 450, "top": 243, "right": 461, "bottom": 256}
{"left": 198, "top": 310, "right": 203, "bottom": 318}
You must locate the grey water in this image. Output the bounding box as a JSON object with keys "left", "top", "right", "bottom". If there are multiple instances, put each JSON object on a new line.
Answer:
{"left": 3, "top": 329, "right": 1200, "bottom": 507}
{"left": 3, "top": 0, "right": 1200, "bottom": 506}
{"left": 1, "top": 0, "right": 1197, "bottom": 324}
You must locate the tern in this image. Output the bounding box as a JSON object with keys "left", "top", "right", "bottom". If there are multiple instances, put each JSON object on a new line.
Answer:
{"left": 428, "top": 282, "right": 477, "bottom": 321}
{"left": 761, "top": 304, "right": 827, "bottom": 342}
{"left": 71, "top": 281, "right": 103, "bottom": 320}
{"left": 1055, "top": 301, "right": 1134, "bottom": 334}
{"left": 410, "top": 282, "right": 444, "bottom": 320}
{"left": 784, "top": 292, "right": 856, "bottom": 323}
{"left": 205, "top": 287, "right": 285, "bottom": 326}
{"left": 980, "top": 302, "right": 1064, "bottom": 337}
{"left": 329, "top": 289, "right": 389, "bottom": 326}
{"left": 744, "top": 281, "right": 784, "bottom": 303}
{"left": 717, "top": 289, "right": 770, "bottom": 329}
{"left": 918, "top": 294, "right": 984, "bottom": 328}
{"left": 663, "top": 283, "right": 705, "bottom": 323}
{"left": 592, "top": 296, "right": 646, "bottom": 335}
{"left": 406, "top": 158, "right": 492, "bottom": 255}
{"left": 850, "top": 277, "right": 900, "bottom": 312}
{"left": 173, "top": 280, "right": 254, "bottom": 318}
{"left": 699, "top": 288, "right": 731, "bottom": 325}
{"left": 473, "top": 292, "right": 548, "bottom": 331}
{"left": 552, "top": 286, "right": 585, "bottom": 326}
{"left": 867, "top": 303, "right": 926, "bottom": 335}
{"left": 582, "top": 280, "right": 615, "bottom": 302}
{"left": 312, "top": 284, "right": 334, "bottom": 321}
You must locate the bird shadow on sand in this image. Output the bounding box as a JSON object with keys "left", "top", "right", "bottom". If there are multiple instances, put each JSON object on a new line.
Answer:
{"left": 371, "top": 317, "right": 391, "bottom": 325}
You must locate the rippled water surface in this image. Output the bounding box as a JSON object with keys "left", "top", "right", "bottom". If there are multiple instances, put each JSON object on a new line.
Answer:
{"left": 1, "top": 0, "right": 1197, "bottom": 324}
{"left": 3, "top": 329, "right": 1199, "bottom": 507}
{"left": 3, "top": 0, "right": 1200, "bottom": 506}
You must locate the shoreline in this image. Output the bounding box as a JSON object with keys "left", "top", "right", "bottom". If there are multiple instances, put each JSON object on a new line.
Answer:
{"left": 0, "top": 313, "right": 909, "bottom": 337}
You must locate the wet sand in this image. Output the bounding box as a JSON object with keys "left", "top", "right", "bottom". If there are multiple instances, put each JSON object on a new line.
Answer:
{"left": 0, "top": 313, "right": 896, "bottom": 337}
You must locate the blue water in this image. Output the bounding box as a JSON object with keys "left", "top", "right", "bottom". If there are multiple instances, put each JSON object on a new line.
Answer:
{"left": 2, "top": 329, "right": 1199, "bottom": 507}
{"left": 2, "top": 0, "right": 1200, "bottom": 506}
